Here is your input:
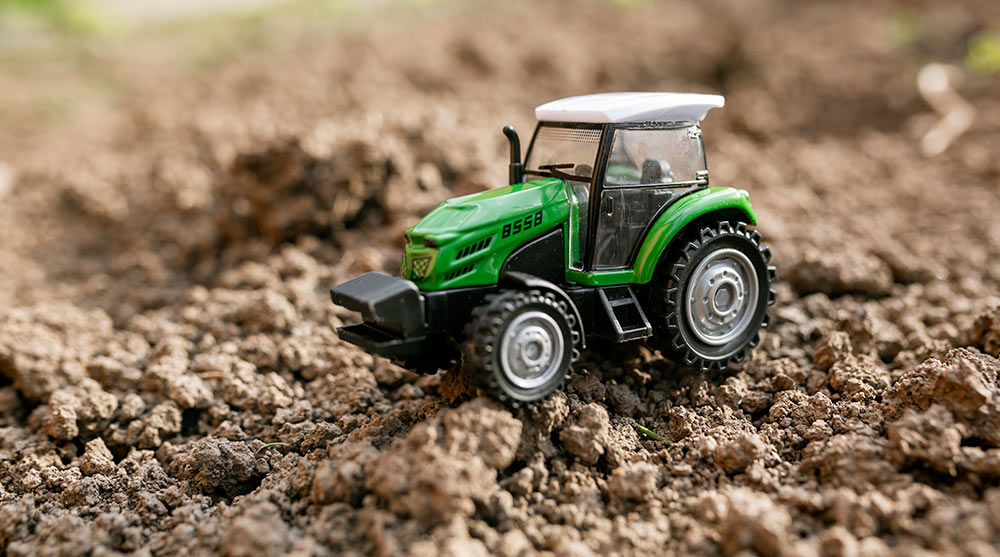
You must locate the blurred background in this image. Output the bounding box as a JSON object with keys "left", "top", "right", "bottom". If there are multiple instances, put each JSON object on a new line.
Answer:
{"left": 0, "top": 0, "right": 998, "bottom": 319}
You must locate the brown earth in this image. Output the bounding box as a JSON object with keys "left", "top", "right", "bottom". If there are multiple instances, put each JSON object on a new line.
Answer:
{"left": 2, "top": 0, "right": 1000, "bottom": 555}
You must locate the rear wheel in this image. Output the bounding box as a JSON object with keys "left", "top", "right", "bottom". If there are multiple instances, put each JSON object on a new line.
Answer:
{"left": 462, "top": 290, "right": 578, "bottom": 406}
{"left": 649, "top": 221, "right": 775, "bottom": 371}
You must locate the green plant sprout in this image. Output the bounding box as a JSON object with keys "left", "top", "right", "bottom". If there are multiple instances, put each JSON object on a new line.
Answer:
{"left": 634, "top": 424, "right": 667, "bottom": 442}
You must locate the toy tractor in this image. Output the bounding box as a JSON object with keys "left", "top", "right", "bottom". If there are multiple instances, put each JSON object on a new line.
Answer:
{"left": 331, "top": 92, "right": 775, "bottom": 406}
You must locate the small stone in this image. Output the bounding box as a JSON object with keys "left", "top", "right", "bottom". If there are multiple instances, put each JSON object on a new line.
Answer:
{"left": 815, "top": 332, "right": 852, "bottom": 372}
{"left": 560, "top": 403, "right": 610, "bottom": 465}
{"left": 828, "top": 356, "right": 888, "bottom": 400}
{"left": 128, "top": 401, "right": 183, "bottom": 449}
{"left": 667, "top": 406, "right": 697, "bottom": 441}
{"left": 79, "top": 438, "right": 115, "bottom": 476}
{"left": 607, "top": 461, "right": 658, "bottom": 504}
{"left": 716, "top": 433, "right": 765, "bottom": 474}
{"left": 43, "top": 394, "right": 79, "bottom": 440}
{"left": 176, "top": 437, "right": 267, "bottom": 496}
{"left": 168, "top": 374, "right": 214, "bottom": 409}
{"left": 606, "top": 383, "right": 641, "bottom": 416}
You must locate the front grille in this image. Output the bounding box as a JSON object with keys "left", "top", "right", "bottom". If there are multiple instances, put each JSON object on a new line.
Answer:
{"left": 411, "top": 256, "right": 432, "bottom": 280}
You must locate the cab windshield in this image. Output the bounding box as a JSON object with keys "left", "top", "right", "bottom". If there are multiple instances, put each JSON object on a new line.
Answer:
{"left": 524, "top": 123, "right": 602, "bottom": 182}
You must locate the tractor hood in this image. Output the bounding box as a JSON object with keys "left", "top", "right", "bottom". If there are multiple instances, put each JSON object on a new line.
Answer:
{"left": 401, "top": 177, "right": 573, "bottom": 290}
{"left": 407, "top": 177, "right": 569, "bottom": 244}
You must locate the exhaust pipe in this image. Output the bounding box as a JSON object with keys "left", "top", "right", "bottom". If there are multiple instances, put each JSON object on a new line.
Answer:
{"left": 503, "top": 125, "right": 524, "bottom": 185}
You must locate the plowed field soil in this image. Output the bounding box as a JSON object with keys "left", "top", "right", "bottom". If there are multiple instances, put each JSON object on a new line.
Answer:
{"left": 2, "top": 1, "right": 1000, "bottom": 555}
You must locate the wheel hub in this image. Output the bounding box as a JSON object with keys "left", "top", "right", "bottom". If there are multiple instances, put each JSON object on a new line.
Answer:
{"left": 684, "top": 248, "right": 758, "bottom": 346}
{"left": 499, "top": 311, "right": 564, "bottom": 390}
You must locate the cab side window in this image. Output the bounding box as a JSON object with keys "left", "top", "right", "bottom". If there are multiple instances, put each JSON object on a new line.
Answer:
{"left": 604, "top": 126, "right": 705, "bottom": 186}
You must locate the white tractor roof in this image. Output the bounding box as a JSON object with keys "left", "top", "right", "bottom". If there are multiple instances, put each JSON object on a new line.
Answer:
{"left": 535, "top": 92, "right": 725, "bottom": 124}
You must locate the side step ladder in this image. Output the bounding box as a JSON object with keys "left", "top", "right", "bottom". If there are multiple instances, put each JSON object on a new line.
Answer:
{"left": 597, "top": 286, "right": 653, "bottom": 342}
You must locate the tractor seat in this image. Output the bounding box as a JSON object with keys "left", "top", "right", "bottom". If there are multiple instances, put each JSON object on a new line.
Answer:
{"left": 641, "top": 159, "right": 675, "bottom": 184}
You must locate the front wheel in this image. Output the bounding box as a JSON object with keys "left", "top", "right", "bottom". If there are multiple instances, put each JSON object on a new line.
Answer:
{"left": 649, "top": 221, "right": 775, "bottom": 371}
{"left": 462, "top": 290, "right": 578, "bottom": 406}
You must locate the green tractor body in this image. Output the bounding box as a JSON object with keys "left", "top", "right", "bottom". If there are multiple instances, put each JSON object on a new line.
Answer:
{"left": 332, "top": 92, "right": 775, "bottom": 405}
{"left": 402, "top": 177, "right": 571, "bottom": 291}
{"left": 404, "top": 180, "right": 757, "bottom": 291}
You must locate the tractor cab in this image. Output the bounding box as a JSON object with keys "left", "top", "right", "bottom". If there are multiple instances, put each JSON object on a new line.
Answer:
{"left": 520, "top": 92, "right": 722, "bottom": 275}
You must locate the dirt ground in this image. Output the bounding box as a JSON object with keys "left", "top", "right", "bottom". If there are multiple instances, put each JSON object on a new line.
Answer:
{"left": 2, "top": 0, "right": 1000, "bottom": 555}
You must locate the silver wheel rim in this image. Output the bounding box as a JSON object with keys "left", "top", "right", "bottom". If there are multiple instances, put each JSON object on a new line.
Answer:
{"left": 499, "top": 310, "right": 565, "bottom": 390}
{"left": 684, "top": 247, "right": 758, "bottom": 346}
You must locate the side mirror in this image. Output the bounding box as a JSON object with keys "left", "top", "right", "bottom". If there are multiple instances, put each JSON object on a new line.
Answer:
{"left": 503, "top": 125, "right": 524, "bottom": 185}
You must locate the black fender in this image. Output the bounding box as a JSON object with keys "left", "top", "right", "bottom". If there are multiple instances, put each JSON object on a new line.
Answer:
{"left": 500, "top": 226, "right": 565, "bottom": 284}
{"left": 498, "top": 271, "right": 586, "bottom": 350}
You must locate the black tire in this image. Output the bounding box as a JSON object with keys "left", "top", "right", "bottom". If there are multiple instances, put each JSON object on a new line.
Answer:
{"left": 649, "top": 221, "right": 776, "bottom": 371}
{"left": 462, "top": 289, "right": 579, "bottom": 406}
